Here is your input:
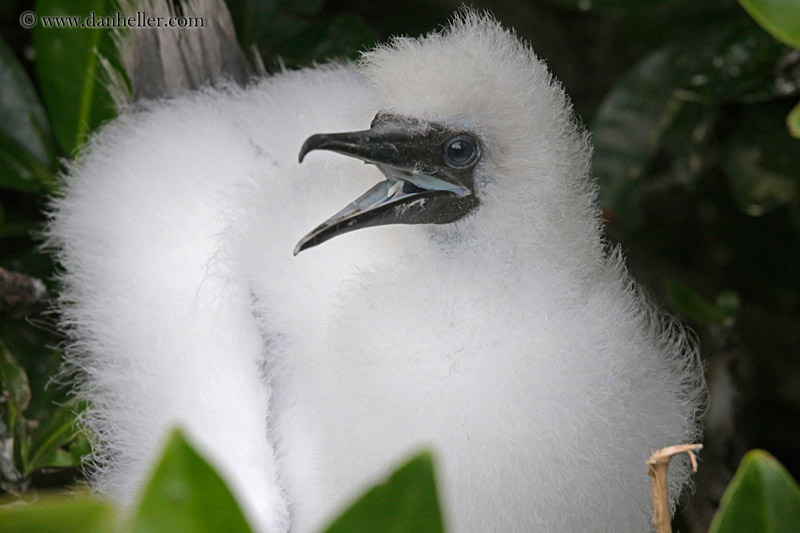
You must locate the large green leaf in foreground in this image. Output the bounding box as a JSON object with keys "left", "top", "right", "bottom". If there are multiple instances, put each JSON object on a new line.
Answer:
{"left": 0, "top": 429, "right": 253, "bottom": 533}
{"left": 324, "top": 452, "right": 444, "bottom": 533}
{"left": 0, "top": 429, "right": 444, "bottom": 533}
{"left": 129, "top": 429, "right": 253, "bottom": 533}
{"left": 709, "top": 450, "right": 800, "bottom": 533}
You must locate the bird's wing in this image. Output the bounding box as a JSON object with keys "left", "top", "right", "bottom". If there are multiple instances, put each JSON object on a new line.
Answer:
{"left": 46, "top": 2, "right": 290, "bottom": 528}
{"left": 48, "top": 27, "right": 377, "bottom": 528}
{"left": 45, "top": 91, "right": 288, "bottom": 530}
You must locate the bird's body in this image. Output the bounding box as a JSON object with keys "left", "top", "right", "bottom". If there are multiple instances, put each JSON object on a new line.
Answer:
{"left": 48, "top": 7, "right": 702, "bottom": 532}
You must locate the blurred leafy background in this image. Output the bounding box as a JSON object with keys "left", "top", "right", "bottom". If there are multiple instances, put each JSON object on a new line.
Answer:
{"left": 1, "top": 0, "right": 800, "bottom": 531}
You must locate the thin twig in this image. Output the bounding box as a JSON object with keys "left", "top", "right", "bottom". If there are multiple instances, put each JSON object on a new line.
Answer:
{"left": 0, "top": 266, "right": 50, "bottom": 319}
{"left": 647, "top": 443, "right": 703, "bottom": 533}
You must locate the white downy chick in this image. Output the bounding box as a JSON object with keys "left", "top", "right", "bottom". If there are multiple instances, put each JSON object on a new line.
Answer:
{"left": 47, "top": 3, "right": 703, "bottom": 532}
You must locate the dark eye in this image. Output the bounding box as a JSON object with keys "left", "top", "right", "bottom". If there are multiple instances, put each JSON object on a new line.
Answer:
{"left": 443, "top": 135, "right": 479, "bottom": 168}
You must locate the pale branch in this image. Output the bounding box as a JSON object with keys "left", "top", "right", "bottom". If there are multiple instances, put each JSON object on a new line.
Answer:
{"left": 647, "top": 443, "right": 703, "bottom": 533}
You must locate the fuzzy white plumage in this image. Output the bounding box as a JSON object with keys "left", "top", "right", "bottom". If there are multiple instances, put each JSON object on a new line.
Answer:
{"left": 47, "top": 3, "right": 703, "bottom": 531}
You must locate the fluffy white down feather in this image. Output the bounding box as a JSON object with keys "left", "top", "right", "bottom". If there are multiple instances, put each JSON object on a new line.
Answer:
{"left": 47, "top": 11, "right": 704, "bottom": 532}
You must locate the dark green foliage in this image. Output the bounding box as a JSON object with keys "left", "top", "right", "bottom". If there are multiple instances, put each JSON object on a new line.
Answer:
{"left": 592, "top": 16, "right": 790, "bottom": 231}
{"left": 227, "top": 0, "right": 376, "bottom": 69}
{"left": 724, "top": 102, "right": 800, "bottom": 218}
{"left": 0, "top": 35, "right": 55, "bottom": 192}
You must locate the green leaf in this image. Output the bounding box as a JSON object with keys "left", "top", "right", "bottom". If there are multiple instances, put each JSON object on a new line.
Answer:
{"left": 0, "top": 340, "right": 31, "bottom": 416}
{"left": 739, "top": 0, "right": 800, "bottom": 50}
{"left": 0, "top": 320, "right": 67, "bottom": 438}
{"left": 709, "top": 450, "right": 800, "bottom": 532}
{"left": 0, "top": 340, "right": 32, "bottom": 484}
{"left": 0, "top": 35, "right": 56, "bottom": 191}
{"left": 26, "top": 399, "right": 86, "bottom": 473}
{"left": 130, "top": 428, "right": 253, "bottom": 533}
{"left": 68, "top": 430, "right": 92, "bottom": 465}
{"left": 34, "top": 0, "right": 116, "bottom": 154}
{"left": 323, "top": 452, "right": 444, "bottom": 533}
{"left": 788, "top": 100, "right": 800, "bottom": 138}
{"left": 0, "top": 494, "right": 118, "bottom": 533}
{"left": 664, "top": 279, "right": 734, "bottom": 325}
{"left": 39, "top": 448, "right": 78, "bottom": 468}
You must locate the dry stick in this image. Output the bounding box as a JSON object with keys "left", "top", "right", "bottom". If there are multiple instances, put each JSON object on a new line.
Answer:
{"left": 647, "top": 443, "right": 703, "bottom": 533}
{"left": 0, "top": 266, "right": 50, "bottom": 318}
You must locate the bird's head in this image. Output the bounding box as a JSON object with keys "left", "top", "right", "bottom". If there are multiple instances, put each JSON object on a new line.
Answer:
{"left": 295, "top": 10, "right": 598, "bottom": 258}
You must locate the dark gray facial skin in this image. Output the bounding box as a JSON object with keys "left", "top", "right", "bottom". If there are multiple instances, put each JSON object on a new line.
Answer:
{"left": 294, "top": 113, "right": 482, "bottom": 255}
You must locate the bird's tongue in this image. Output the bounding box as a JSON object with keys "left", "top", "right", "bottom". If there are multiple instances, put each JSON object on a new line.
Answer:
{"left": 293, "top": 176, "right": 455, "bottom": 256}
{"left": 377, "top": 164, "right": 470, "bottom": 197}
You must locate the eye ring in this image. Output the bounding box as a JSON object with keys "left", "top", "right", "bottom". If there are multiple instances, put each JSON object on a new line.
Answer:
{"left": 443, "top": 135, "right": 480, "bottom": 168}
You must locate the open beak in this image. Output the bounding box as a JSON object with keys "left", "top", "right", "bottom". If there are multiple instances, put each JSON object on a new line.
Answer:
{"left": 294, "top": 114, "right": 478, "bottom": 255}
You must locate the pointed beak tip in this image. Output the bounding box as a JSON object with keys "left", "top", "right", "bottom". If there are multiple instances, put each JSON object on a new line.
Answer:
{"left": 299, "top": 134, "right": 328, "bottom": 165}
{"left": 298, "top": 145, "right": 309, "bottom": 164}
{"left": 293, "top": 238, "right": 310, "bottom": 256}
